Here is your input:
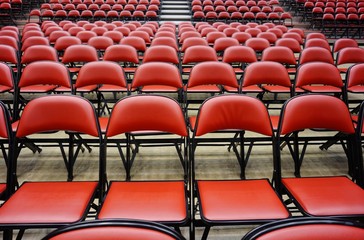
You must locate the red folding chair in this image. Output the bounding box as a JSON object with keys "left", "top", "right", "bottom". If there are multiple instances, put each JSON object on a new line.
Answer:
{"left": 261, "top": 46, "right": 297, "bottom": 76}
{"left": 132, "top": 62, "right": 183, "bottom": 96}
{"left": 333, "top": 38, "right": 359, "bottom": 53}
{"left": 222, "top": 45, "right": 257, "bottom": 86}
{"left": 206, "top": 31, "right": 226, "bottom": 45}
{"left": 54, "top": 36, "right": 82, "bottom": 60}
{"left": 119, "top": 36, "right": 147, "bottom": 57}
{"left": 61, "top": 44, "right": 99, "bottom": 81}
{"left": 20, "top": 45, "right": 58, "bottom": 71}
{"left": 274, "top": 94, "right": 364, "bottom": 218}
{"left": 75, "top": 61, "right": 128, "bottom": 116}
{"left": 0, "top": 95, "right": 103, "bottom": 240}
{"left": 150, "top": 36, "right": 178, "bottom": 51}
{"left": 245, "top": 37, "right": 270, "bottom": 56}
{"left": 103, "top": 44, "right": 139, "bottom": 81}
{"left": 76, "top": 30, "right": 97, "bottom": 43}
{"left": 298, "top": 47, "right": 334, "bottom": 65}
{"left": 241, "top": 61, "right": 293, "bottom": 103}
{"left": 14, "top": 61, "right": 72, "bottom": 120}
{"left": 191, "top": 95, "right": 290, "bottom": 240}
{"left": 98, "top": 95, "right": 189, "bottom": 236}
{"left": 181, "top": 45, "right": 217, "bottom": 75}
{"left": 213, "top": 37, "right": 240, "bottom": 57}
{"left": 87, "top": 36, "right": 114, "bottom": 58}
{"left": 336, "top": 47, "right": 364, "bottom": 73}
{"left": 304, "top": 38, "right": 331, "bottom": 51}
{"left": 184, "top": 61, "right": 238, "bottom": 114}
{"left": 142, "top": 45, "right": 180, "bottom": 67}
{"left": 293, "top": 62, "right": 343, "bottom": 97}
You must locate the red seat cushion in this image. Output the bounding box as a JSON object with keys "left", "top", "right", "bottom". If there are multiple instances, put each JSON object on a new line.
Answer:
{"left": 263, "top": 85, "right": 291, "bottom": 93}
{"left": 282, "top": 176, "right": 364, "bottom": 216}
{"left": 241, "top": 85, "right": 263, "bottom": 93}
{"left": 98, "top": 181, "right": 187, "bottom": 223}
{"left": 262, "top": 86, "right": 304, "bottom": 94}
{"left": 98, "top": 84, "right": 128, "bottom": 92}
{"left": 55, "top": 85, "right": 97, "bottom": 92}
{"left": 286, "top": 68, "right": 297, "bottom": 75}
{"left": 141, "top": 85, "right": 179, "bottom": 92}
{"left": 300, "top": 85, "right": 342, "bottom": 93}
{"left": 54, "top": 86, "right": 72, "bottom": 92}
{"left": 185, "top": 85, "right": 221, "bottom": 92}
{"left": 123, "top": 67, "right": 137, "bottom": 73}
{"left": 0, "top": 85, "right": 12, "bottom": 93}
{"left": 233, "top": 68, "right": 244, "bottom": 73}
{"left": 197, "top": 179, "right": 289, "bottom": 222}
{"left": 76, "top": 85, "right": 98, "bottom": 92}
{"left": 20, "top": 85, "right": 57, "bottom": 93}
{"left": 182, "top": 67, "right": 193, "bottom": 73}
{"left": 68, "top": 67, "right": 81, "bottom": 73}
{"left": 347, "top": 86, "right": 364, "bottom": 93}
{"left": 223, "top": 85, "right": 239, "bottom": 92}
{"left": 0, "top": 182, "right": 98, "bottom": 224}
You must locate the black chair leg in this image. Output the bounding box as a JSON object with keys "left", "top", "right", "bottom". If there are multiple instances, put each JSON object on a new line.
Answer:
{"left": 3, "top": 229, "right": 12, "bottom": 240}
{"left": 16, "top": 229, "right": 25, "bottom": 240}
{"left": 201, "top": 226, "right": 210, "bottom": 240}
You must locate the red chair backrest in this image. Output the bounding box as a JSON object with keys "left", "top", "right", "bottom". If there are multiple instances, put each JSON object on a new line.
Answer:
{"left": 76, "top": 61, "right": 127, "bottom": 88}
{"left": 194, "top": 95, "right": 273, "bottom": 136}
{"left": 106, "top": 95, "right": 187, "bottom": 137}
{"left": 295, "top": 62, "right": 343, "bottom": 88}
{"left": 132, "top": 62, "right": 183, "bottom": 88}
{"left": 19, "top": 61, "right": 71, "bottom": 88}
{"left": 103, "top": 44, "right": 139, "bottom": 64}
{"left": 278, "top": 94, "right": 354, "bottom": 135}
{"left": 62, "top": 45, "right": 99, "bottom": 63}
{"left": 346, "top": 63, "right": 364, "bottom": 88}
{"left": 16, "top": 95, "right": 100, "bottom": 137}
{"left": 243, "top": 61, "right": 291, "bottom": 88}
{"left": 187, "top": 61, "right": 238, "bottom": 88}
